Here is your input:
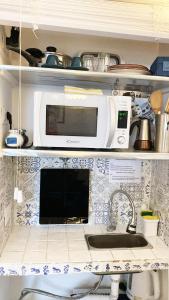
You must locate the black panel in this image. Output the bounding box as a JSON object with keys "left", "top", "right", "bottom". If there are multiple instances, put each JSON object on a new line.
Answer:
{"left": 40, "top": 169, "right": 89, "bottom": 224}
{"left": 46, "top": 105, "right": 98, "bottom": 137}
{"left": 117, "top": 111, "right": 128, "bottom": 129}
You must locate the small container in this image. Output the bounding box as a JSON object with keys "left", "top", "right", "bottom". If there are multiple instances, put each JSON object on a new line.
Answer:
{"left": 5, "top": 129, "right": 24, "bottom": 148}
{"left": 150, "top": 56, "right": 169, "bottom": 76}
{"left": 142, "top": 216, "right": 159, "bottom": 236}
{"left": 155, "top": 113, "right": 169, "bottom": 152}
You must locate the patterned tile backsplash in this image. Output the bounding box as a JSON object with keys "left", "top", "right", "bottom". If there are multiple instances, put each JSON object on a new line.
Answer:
{"left": 151, "top": 161, "right": 169, "bottom": 246}
{"left": 1, "top": 156, "right": 169, "bottom": 247}
{"left": 0, "top": 157, "right": 14, "bottom": 254}
{"left": 14, "top": 157, "right": 152, "bottom": 229}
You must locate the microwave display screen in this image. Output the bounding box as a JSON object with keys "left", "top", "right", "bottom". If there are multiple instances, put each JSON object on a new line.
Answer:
{"left": 46, "top": 105, "right": 98, "bottom": 136}
{"left": 40, "top": 169, "right": 89, "bottom": 224}
{"left": 117, "top": 111, "right": 128, "bottom": 128}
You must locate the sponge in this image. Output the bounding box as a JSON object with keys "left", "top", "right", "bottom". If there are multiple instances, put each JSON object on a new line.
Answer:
{"left": 141, "top": 210, "right": 153, "bottom": 216}
{"left": 143, "top": 216, "right": 159, "bottom": 220}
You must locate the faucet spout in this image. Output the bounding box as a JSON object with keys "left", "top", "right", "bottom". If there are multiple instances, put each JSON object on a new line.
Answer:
{"left": 107, "top": 189, "right": 136, "bottom": 234}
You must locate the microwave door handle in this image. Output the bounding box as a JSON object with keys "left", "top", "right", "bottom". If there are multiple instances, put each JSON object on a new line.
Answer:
{"left": 106, "top": 97, "right": 116, "bottom": 148}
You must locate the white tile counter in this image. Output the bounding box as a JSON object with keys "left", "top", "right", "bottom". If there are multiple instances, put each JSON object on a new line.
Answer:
{"left": 0, "top": 225, "right": 168, "bottom": 276}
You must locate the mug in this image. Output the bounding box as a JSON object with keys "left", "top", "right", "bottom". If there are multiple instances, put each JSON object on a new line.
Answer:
{"left": 45, "top": 54, "right": 62, "bottom": 66}
{"left": 71, "top": 56, "right": 82, "bottom": 68}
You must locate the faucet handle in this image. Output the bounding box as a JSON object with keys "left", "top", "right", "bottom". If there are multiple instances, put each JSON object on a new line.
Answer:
{"left": 126, "top": 223, "right": 136, "bottom": 234}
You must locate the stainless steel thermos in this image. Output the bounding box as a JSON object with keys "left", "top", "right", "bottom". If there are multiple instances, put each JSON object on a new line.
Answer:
{"left": 155, "top": 113, "right": 169, "bottom": 152}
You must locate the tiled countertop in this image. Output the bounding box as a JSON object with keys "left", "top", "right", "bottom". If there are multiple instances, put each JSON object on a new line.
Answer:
{"left": 0, "top": 225, "right": 168, "bottom": 276}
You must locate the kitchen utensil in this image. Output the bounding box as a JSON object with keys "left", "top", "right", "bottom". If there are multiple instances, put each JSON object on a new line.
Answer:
{"left": 108, "top": 69, "right": 151, "bottom": 75}
{"left": 165, "top": 97, "right": 169, "bottom": 113}
{"left": 126, "top": 270, "right": 160, "bottom": 300}
{"left": 130, "top": 118, "right": 153, "bottom": 150}
{"left": 5, "top": 129, "right": 29, "bottom": 148}
{"left": 150, "top": 90, "right": 163, "bottom": 114}
{"left": 108, "top": 64, "right": 149, "bottom": 70}
{"left": 43, "top": 46, "right": 72, "bottom": 68}
{"left": 66, "top": 56, "right": 89, "bottom": 70}
{"left": 6, "top": 26, "right": 19, "bottom": 47}
{"left": 108, "top": 64, "right": 151, "bottom": 75}
{"left": 42, "top": 54, "right": 63, "bottom": 68}
{"left": 155, "top": 113, "right": 169, "bottom": 152}
{"left": 25, "top": 48, "right": 45, "bottom": 64}
{"left": 5, "top": 129, "right": 24, "bottom": 148}
{"left": 81, "top": 52, "right": 120, "bottom": 72}
{"left": 7, "top": 45, "right": 38, "bottom": 67}
{"left": 71, "top": 56, "right": 82, "bottom": 68}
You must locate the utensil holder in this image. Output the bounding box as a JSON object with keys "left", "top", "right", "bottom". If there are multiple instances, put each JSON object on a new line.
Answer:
{"left": 155, "top": 113, "right": 169, "bottom": 152}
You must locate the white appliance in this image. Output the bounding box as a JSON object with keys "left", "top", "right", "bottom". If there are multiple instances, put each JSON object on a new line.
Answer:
{"left": 126, "top": 271, "right": 160, "bottom": 300}
{"left": 33, "top": 92, "right": 131, "bottom": 149}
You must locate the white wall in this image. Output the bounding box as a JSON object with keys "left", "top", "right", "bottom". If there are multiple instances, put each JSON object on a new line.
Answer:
{"left": 0, "top": 75, "right": 13, "bottom": 149}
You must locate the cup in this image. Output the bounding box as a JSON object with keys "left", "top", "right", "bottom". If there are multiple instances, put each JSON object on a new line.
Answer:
{"left": 45, "top": 54, "right": 61, "bottom": 66}
{"left": 155, "top": 113, "right": 169, "bottom": 152}
{"left": 71, "top": 57, "right": 82, "bottom": 68}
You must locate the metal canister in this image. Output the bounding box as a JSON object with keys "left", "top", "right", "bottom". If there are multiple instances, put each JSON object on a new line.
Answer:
{"left": 155, "top": 113, "right": 169, "bottom": 152}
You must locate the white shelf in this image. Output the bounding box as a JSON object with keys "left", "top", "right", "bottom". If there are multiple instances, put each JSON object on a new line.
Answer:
{"left": 2, "top": 148, "right": 169, "bottom": 160}
{"left": 1, "top": 65, "right": 169, "bottom": 92}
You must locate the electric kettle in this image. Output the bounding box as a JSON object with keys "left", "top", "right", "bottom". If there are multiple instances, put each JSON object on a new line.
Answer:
{"left": 126, "top": 271, "right": 160, "bottom": 300}
{"left": 130, "top": 118, "right": 153, "bottom": 151}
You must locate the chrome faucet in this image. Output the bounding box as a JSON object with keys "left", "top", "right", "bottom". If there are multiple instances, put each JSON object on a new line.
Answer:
{"left": 107, "top": 189, "right": 136, "bottom": 234}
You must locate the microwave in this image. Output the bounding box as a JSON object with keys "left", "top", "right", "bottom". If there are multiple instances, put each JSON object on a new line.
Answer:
{"left": 33, "top": 91, "right": 131, "bottom": 149}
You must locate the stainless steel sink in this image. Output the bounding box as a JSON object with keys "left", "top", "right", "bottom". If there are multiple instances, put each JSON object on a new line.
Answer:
{"left": 85, "top": 233, "right": 153, "bottom": 250}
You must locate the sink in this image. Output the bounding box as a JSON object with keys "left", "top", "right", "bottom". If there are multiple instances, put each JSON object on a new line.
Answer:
{"left": 85, "top": 233, "right": 153, "bottom": 250}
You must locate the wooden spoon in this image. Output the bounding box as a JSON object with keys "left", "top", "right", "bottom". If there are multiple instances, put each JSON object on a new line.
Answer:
{"left": 165, "top": 97, "right": 169, "bottom": 113}
{"left": 150, "top": 90, "right": 163, "bottom": 114}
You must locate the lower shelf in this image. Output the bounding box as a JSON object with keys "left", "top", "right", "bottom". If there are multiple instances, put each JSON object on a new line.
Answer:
{"left": 1, "top": 148, "right": 169, "bottom": 160}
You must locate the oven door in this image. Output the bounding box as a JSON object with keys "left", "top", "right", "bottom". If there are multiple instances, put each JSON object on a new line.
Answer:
{"left": 33, "top": 92, "right": 115, "bottom": 148}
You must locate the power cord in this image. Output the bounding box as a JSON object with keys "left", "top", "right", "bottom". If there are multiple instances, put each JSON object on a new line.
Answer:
{"left": 18, "top": 274, "right": 104, "bottom": 300}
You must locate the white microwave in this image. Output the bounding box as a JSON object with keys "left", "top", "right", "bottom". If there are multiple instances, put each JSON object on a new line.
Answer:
{"left": 33, "top": 91, "right": 131, "bottom": 149}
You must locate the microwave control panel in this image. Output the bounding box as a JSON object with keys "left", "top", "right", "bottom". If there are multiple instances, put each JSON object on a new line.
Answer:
{"left": 110, "top": 96, "right": 131, "bottom": 148}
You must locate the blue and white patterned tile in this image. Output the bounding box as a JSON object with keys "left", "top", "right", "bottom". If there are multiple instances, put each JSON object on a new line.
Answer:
{"left": 13, "top": 157, "right": 153, "bottom": 227}
{"left": 70, "top": 158, "right": 95, "bottom": 170}
{"left": 40, "top": 157, "right": 64, "bottom": 169}
{"left": 16, "top": 202, "right": 39, "bottom": 225}
{"left": 95, "top": 158, "right": 110, "bottom": 175}
{"left": 17, "top": 157, "right": 41, "bottom": 173}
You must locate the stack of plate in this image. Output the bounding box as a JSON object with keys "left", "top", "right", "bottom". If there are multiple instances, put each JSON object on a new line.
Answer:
{"left": 107, "top": 64, "right": 151, "bottom": 75}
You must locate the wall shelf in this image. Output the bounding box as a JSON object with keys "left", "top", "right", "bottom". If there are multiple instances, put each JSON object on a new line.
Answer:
{"left": 2, "top": 148, "right": 169, "bottom": 160}
{"left": 1, "top": 65, "right": 169, "bottom": 92}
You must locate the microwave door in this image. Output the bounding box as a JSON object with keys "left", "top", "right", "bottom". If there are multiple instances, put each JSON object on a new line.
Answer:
{"left": 34, "top": 92, "right": 110, "bottom": 148}
{"left": 106, "top": 96, "right": 116, "bottom": 148}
